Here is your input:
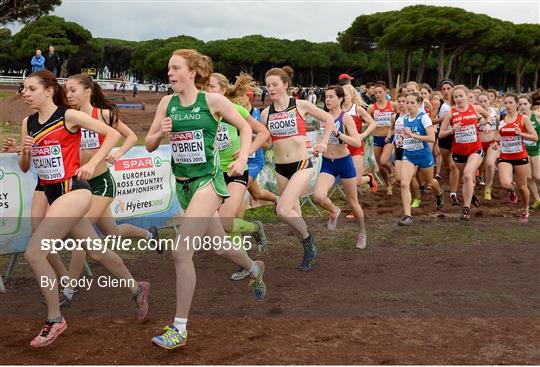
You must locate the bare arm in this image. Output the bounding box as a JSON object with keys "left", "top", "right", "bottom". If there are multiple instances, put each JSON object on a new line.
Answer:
{"left": 145, "top": 96, "right": 172, "bottom": 152}
{"left": 18, "top": 117, "right": 32, "bottom": 172}
{"left": 65, "top": 109, "right": 121, "bottom": 180}
{"left": 207, "top": 93, "right": 252, "bottom": 176}
{"left": 520, "top": 115, "right": 538, "bottom": 142}
{"left": 356, "top": 105, "right": 376, "bottom": 139}
{"left": 298, "top": 99, "right": 333, "bottom": 155}
{"left": 339, "top": 114, "right": 362, "bottom": 148}
{"left": 438, "top": 113, "right": 453, "bottom": 139}
{"left": 101, "top": 110, "right": 138, "bottom": 163}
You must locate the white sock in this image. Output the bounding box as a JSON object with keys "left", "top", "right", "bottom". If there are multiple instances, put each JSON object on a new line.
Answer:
{"left": 173, "top": 318, "right": 188, "bottom": 335}
{"left": 450, "top": 192, "right": 457, "bottom": 197}
{"left": 146, "top": 230, "right": 152, "bottom": 239}
{"left": 62, "top": 287, "right": 74, "bottom": 299}
{"left": 248, "top": 260, "right": 260, "bottom": 277}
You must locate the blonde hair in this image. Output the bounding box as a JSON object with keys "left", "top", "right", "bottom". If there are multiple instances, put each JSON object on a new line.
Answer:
{"left": 211, "top": 72, "right": 257, "bottom": 105}
{"left": 172, "top": 49, "right": 213, "bottom": 89}
{"left": 450, "top": 84, "right": 469, "bottom": 106}
{"left": 343, "top": 84, "right": 367, "bottom": 108}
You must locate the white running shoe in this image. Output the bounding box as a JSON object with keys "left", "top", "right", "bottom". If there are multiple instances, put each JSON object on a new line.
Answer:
{"left": 355, "top": 232, "right": 367, "bottom": 249}
{"left": 327, "top": 207, "right": 341, "bottom": 230}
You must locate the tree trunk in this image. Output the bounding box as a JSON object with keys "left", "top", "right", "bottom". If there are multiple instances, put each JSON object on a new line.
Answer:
{"left": 405, "top": 49, "right": 412, "bottom": 82}
{"left": 437, "top": 43, "right": 445, "bottom": 84}
{"left": 445, "top": 51, "right": 459, "bottom": 79}
{"left": 533, "top": 61, "right": 539, "bottom": 91}
{"left": 386, "top": 49, "right": 394, "bottom": 89}
{"left": 478, "top": 55, "right": 490, "bottom": 86}
{"left": 503, "top": 71, "right": 508, "bottom": 91}
{"left": 310, "top": 67, "right": 314, "bottom": 87}
{"left": 416, "top": 47, "right": 430, "bottom": 82}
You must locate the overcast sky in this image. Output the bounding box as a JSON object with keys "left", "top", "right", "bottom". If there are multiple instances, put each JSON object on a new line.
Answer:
{"left": 8, "top": 0, "right": 540, "bottom": 42}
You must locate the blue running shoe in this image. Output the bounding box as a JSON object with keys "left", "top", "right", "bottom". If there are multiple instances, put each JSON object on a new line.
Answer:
{"left": 152, "top": 325, "right": 187, "bottom": 350}
{"left": 299, "top": 233, "right": 317, "bottom": 271}
{"left": 249, "top": 260, "right": 266, "bottom": 300}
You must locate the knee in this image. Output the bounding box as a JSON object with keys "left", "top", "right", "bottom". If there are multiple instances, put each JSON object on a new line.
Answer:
{"left": 24, "top": 246, "right": 45, "bottom": 266}
{"left": 275, "top": 201, "right": 291, "bottom": 218}
{"left": 462, "top": 172, "right": 474, "bottom": 183}
{"left": 313, "top": 192, "right": 326, "bottom": 205}
{"left": 400, "top": 180, "right": 409, "bottom": 191}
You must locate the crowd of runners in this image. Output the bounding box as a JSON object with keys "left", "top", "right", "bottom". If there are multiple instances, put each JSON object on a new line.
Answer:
{"left": 2, "top": 48, "right": 539, "bottom": 350}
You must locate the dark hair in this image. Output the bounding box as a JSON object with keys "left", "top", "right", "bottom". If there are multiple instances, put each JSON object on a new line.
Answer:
{"left": 366, "top": 82, "right": 375, "bottom": 88}
{"left": 503, "top": 93, "right": 519, "bottom": 104}
{"left": 68, "top": 73, "right": 121, "bottom": 127}
{"left": 326, "top": 85, "right": 345, "bottom": 105}
{"left": 374, "top": 82, "right": 386, "bottom": 90}
{"left": 473, "top": 85, "right": 484, "bottom": 91}
{"left": 29, "top": 70, "right": 70, "bottom": 108}
{"left": 406, "top": 92, "right": 423, "bottom": 103}
{"left": 531, "top": 90, "right": 540, "bottom": 107}
{"left": 439, "top": 79, "right": 455, "bottom": 88}
{"left": 265, "top": 66, "right": 294, "bottom": 86}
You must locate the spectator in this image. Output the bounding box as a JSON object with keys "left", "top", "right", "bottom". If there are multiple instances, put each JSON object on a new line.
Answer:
{"left": 361, "top": 82, "right": 376, "bottom": 105}
{"left": 44, "top": 45, "right": 61, "bottom": 76}
{"left": 133, "top": 83, "right": 139, "bottom": 98}
{"left": 30, "top": 49, "right": 45, "bottom": 72}
{"left": 113, "top": 82, "right": 118, "bottom": 92}
{"left": 338, "top": 73, "right": 354, "bottom": 86}
{"left": 307, "top": 88, "right": 317, "bottom": 104}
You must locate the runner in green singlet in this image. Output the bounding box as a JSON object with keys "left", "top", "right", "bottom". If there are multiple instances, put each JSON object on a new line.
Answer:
{"left": 145, "top": 49, "right": 267, "bottom": 350}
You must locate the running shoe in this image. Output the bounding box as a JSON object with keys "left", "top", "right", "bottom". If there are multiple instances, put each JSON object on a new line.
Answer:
{"left": 460, "top": 207, "right": 471, "bottom": 221}
{"left": 435, "top": 172, "right": 442, "bottom": 181}
{"left": 299, "top": 234, "right": 317, "bottom": 271}
{"left": 436, "top": 190, "right": 445, "bottom": 210}
{"left": 148, "top": 226, "right": 162, "bottom": 254}
{"left": 450, "top": 193, "right": 460, "bottom": 206}
{"left": 479, "top": 176, "right": 485, "bottom": 186}
{"left": 472, "top": 194, "right": 481, "bottom": 208}
{"left": 30, "top": 318, "right": 67, "bottom": 348}
{"left": 252, "top": 220, "right": 268, "bottom": 254}
{"left": 508, "top": 190, "right": 518, "bottom": 204}
{"left": 327, "top": 207, "right": 341, "bottom": 230}
{"left": 397, "top": 215, "right": 413, "bottom": 226}
{"left": 355, "top": 232, "right": 367, "bottom": 249}
{"left": 249, "top": 260, "right": 266, "bottom": 300}
{"left": 134, "top": 281, "right": 150, "bottom": 321}
{"left": 519, "top": 210, "right": 529, "bottom": 223}
{"left": 531, "top": 200, "right": 540, "bottom": 210}
{"left": 367, "top": 173, "right": 378, "bottom": 193}
{"left": 411, "top": 198, "right": 421, "bottom": 208}
{"left": 386, "top": 186, "right": 393, "bottom": 196}
{"left": 152, "top": 325, "right": 187, "bottom": 350}
{"left": 484, "top": 189, "right": 492, "bottom": 201}
{"left": 230, "top": 267, "right": 250, "bottom": 281}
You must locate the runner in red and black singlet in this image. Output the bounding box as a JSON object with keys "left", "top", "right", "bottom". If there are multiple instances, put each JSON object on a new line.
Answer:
{"left": 18, "top": 70, "right": 149, "bottom": 348}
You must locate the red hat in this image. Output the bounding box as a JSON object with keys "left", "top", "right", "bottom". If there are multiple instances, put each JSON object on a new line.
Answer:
{"left": 338, "top": 73, "right": 354, "bottom": 80}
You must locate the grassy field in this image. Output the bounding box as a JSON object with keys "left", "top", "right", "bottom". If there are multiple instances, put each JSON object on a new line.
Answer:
{"left": 0, "top": 91, "right": 15, "bottom": 101}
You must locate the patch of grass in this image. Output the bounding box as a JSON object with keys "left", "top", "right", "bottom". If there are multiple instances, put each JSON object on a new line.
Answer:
{"left": 0, "top": 121, "right": 20, "bottom": 142}
{"left": 0, "top": 91, "right": 15, "bottom": 101}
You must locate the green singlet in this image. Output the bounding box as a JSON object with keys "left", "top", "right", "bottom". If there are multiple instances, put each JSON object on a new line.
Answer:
{"left": 525, "top": 113, "right": 540, "bottom": 157}
{"left": 216, "top": 104, "right": 250, "bottom": 173}
{"left": 167, "top": 92, "right": 228, "bottom": 209}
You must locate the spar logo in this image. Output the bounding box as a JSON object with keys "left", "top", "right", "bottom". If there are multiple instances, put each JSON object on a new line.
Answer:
{"left": 114, "top": 157, "right": 154, "bottom": 171}
{"left": 113, "top": 199, "right": 126, "bottom": 215}
{"left": 288, "top": 111, "right": 295, "bottom": 119}
{"left": 51, "top": 146, "right": 60, "bottom": 155}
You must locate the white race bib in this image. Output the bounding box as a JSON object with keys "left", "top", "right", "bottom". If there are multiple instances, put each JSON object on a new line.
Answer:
{"left": 455, "top": 124, "right": 477, "bottom": 144}
{"left": 216, "top": 124, "right": 232, "bottom": 151}
{"left": 268, "top": 110, "right": 299, "bottom": 137}
{"left": 373, "top": 111, "right": 392, "bottom": 127}
{"left": 169, "top": 130, "right": 207, "bottom": 164}
{"left": 31, "top": 145, "right": 65, "bottom": 181}
{"left": 80, "top": 128, "right": 100, "bottom": 150}
{"left": 500, "top": 136, "right": 523, "bottom": 154}
{"left": 403, "top": 137, "right": 423, "bottom": 151}
{"left": 319, "top": 121, "right": 341, "bottom": 145}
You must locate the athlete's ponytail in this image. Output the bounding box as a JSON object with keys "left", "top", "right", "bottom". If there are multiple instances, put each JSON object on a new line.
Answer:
{"left": 265, "top": 66, "right": 294, "bottom": 87}
{"left": 68, "top": 73, "right": 121, "bottom": 127}
{"left": 29, "top": 70, "right": 70, "bottom": 109}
